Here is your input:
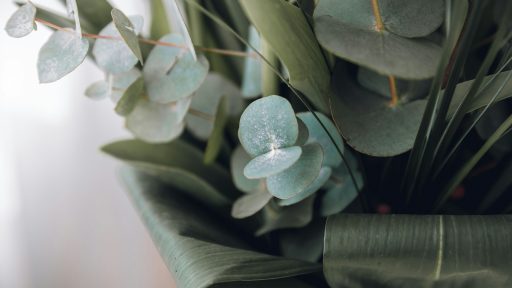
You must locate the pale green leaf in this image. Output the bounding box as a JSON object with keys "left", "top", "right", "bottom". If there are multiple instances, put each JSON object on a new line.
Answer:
{"left": 144, "top": 34, "right": 209, "bottom": 103}
{"left": 85, "top": 80, "right": 109, "bottom": 100}
{"left": 111, "top": 68, "right": 142, "bottom": 102}
{"left": 239, "top": 0, "right": 330, "bottom": 112}
{"left": 92, "top": 16, "right": 144, "bottom": 74}
{"left": 5, "top": 3, "right": 36, "bottom": 38}
{"left": 241, "top": 26, "right": 262, "bottom": 98}
{"left": 238, "top": 95, "right": 298, "bottom": 157}
{"left": 256, "top": 197, "right": 315, "bottom": 236}
{"left": 244, "top": 146, "right": 302, "bottom": 179}
{"left": 320, "top": 166, "right": 363, "bottom": 217}
{"left": 297, "top": 112, "right": 344, "bottom": 167}
{"left": 231, "top": 146, "right": 260, "bottom": 193}
{"left": 115, "top": 76, "right": 144, "bottom": 116}
{"left": 111, "top": 8, "right": 144, "bottom": 65}
{"left": 204, "top": 97, "right": 228, "bottom": 164}
{"left": 279, "top": 166, "right": 332, "bottom": 206}
{"left": 231, "top": 187, "right": 272, "bottom": 219}
{"left": 186, "top": 73, "right": 243, "bottom": 140}
{"left": 37, "top": 31, "right": 89, "bottom": 83}
{"left": 266, "top": 144, "right": 323, "bottom": 199}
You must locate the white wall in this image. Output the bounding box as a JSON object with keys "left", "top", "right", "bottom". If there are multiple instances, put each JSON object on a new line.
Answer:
{"left": 0, "top": 1, "right": 175, "bottom": 287}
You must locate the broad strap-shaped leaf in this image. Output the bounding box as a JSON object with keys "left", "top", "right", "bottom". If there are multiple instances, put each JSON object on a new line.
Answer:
{"left": 244, "top": 146, "right": 302, "bottom": 179}
{"left": 324, "top": 214, "right": 512, "bottom": 287}
{"left": 314, "top": 0, "right": 444, "bottom": 38}
{"left": 121, "top": 168, "right": 321, "bottom": 288}
{"left": 315, "top": 16, "right": 441, "bottom": 79}
{"left": 297, "top": 112, "right": 344, "bottom": 167}
{"left": 85, "top": 80, "right": 109, "bottom": 100}
{"left": 231, "top": 146, "right": 260, "bottom": 193}
{"left": 186, "top": 73, "right": 243, "bottom": 141}
{"left": 37, "top": 30, "right": 89, "bottom": 83}
{"left": 92, "top": 15, "right": 144, "bottom": 74}
{"left": 143, "top": 33, "right": 209, "bottom": 103}
{"left": 238, "top": 95, "right": 298, "bottom": 157}
{"left": 111, "top": 8, "right": 144, "bottom": 65}
{"left": 240, "top": 0, "right": 330, "bottom": 112}
{"left": 204, "top": 96, "right": 228, "bottom": 164}
{"left": 266, "top": 144, "right": 323, "bottom": 199}
{"left": 115, "top": 76, "right": 144, "bottom": 116}
{"left": 231, "top": 185, "right": 272, "bottom": 219}
{"left": 102, "top": 139, "right": 238, "bottom": 211}
{"left": 126, "top": 97, "right": 190, "bottom": 143}
{"left": 241, "top": 26, "right": 262, "bottom": 98}
{"left": 448, "top": 70, "right": 512, "bottom": 116}
{"left": 331, "top": 63, "right": 427, "bottom": 156}
{"left": 5, "top": 2, "right": 36, "bottom": 38}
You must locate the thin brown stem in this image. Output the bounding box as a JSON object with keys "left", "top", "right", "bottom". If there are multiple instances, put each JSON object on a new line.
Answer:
{"left": 387, "top": 75, "right": 399, "bottom": 107}
{"left": 371, "top": 0, "right": 385, "bottom": 32}
{"left": 34, "top": 18, "right": 254, "bottom": 58}
{"left": 188, "top": 108, "right": 214, "bottom": 122}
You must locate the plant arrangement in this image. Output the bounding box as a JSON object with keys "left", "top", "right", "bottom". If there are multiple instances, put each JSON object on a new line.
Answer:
{"left": 6, "top": 0, "right": 512, "bottom": 287}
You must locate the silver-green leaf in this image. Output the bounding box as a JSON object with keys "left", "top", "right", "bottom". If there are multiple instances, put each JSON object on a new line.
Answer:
{"left": 5, "top": 2, "right": 37, "bottom": 38}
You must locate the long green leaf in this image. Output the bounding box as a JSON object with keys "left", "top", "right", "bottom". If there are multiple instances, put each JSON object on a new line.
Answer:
{"left": 149, "top": 0, "right": 171, "bottom": 39}
{"left": 121, "top": 168, "right": 321, "bottom": 288}
{"left": 239, "top": 0, "right": 330, "bottom": 112}
{"left": 58, "top": 0, "right": 113, "bottom": 33}
{"left": 324, "top": 214, "right": 512, "bottom": 288}
{"left": 101, "top": 139, "right": 239, "bottom": 212}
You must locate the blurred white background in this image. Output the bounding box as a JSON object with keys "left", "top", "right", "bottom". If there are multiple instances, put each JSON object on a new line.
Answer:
{"left": 0, "top": 1, "right": 175, "bottom": 287}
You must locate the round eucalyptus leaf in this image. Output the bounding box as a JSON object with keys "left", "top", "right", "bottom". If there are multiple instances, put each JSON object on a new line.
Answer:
{"left": 297, "top": 112, "right": 344, "bottom": 167}
{"left": 315, "top": 16, "right": 441, "bottom": 79}
{"left": 256, "top": 196, "right": 315, "bottom": 236}
{"left": 266, "top": 143, "right": 323, "bottom": 199}
{"left": 37, "top": 31, "right": 89, "bottom": 83}
{"left": 231, "top": 188, "right": 272, "bottom": 219}
{"left": 295, "top": 117, "right": 310, "bottom": 146}
{"left": 331, "top": 63, "right": 427, "bottom": 156}
{"left": 5, "top": 2, "right": 36, "bottom": 38}
{"left": 238, "top": 95, "right": 299, "bottom": 157}
{"left": 320, "top": 170, "right": 363, "bottom": 217}
{"left": 357, "top": 67, "right": 430, "bottom": 101}
{"left": 231, "top": 146, "right": 260, "bottom": 193}
{"left": 241, "top": 26, "right": 262, "bottom": 98}
{"left": 111, "top": 68, "right": 142, "bottom": 103}
{"left": 244, "top": 146, "right": 302, "bottom": 179}
{"left": 186, "top": 73, "right": 243, "bottom": 140}
{"left": 144, "top": 33, "right": 209, "bottom": 103}
{"left": 313, "top": 0, "right": 444, "bottom": 38}
{"left": 92, "top": 15, "right": 144, "bottom": 74}
{"left": 279, "top": 166, "right": 332, "bottom": 206}
{"left": 85, "top": 80, "right": 109, "bottom": 100}
{"left": 126, "top": 98, "right": 188, "bottom": 143}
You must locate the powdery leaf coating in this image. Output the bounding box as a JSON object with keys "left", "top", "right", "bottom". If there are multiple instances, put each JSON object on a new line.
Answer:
{"left": 111, "top": 68, "right": 142, "bottom": 103}
{"left": 37, "top": 31, "right": 89, "bottom": 83}
{"left": 231, "top": 187, "right": 272, "bottom": 219}
{"left": 85, "top": 80, "right": 109, "bottom": 100}
{"left": 126, "top": 98, "right": 190, "bottom": 143}
{"left": 266, "top": 143, "right": 323, "bottom": 200}
{"left": 279, "top": 166, "right": 332, "bottom": 206}
{"left": 297, "top": 112, "right": 344, "bottom": 167}
{"left": 238, "top": 95, "right": 299, "bottom": 157}
{"left": 111, "top": 8, "right": 144, "bottom": 64}
{"left": 186, "top": 73, "right": 243, "bottom": 140}
{"left": 244, "top": 146, "right": 302, "bottom": 179}
{"left": 241, "top": 26, "right": 262, "bottom": 98}
{"left": 92, "top": 16, "right": 144, "bottom": 74}
{"left": 5, "top": 2, "right": 36, "bottom": 38}
{"left": 231, "top": 146, "right": 260, "bottom": 193}
{"left": 144, "top": 34, "right": 209, "bottom": 103}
